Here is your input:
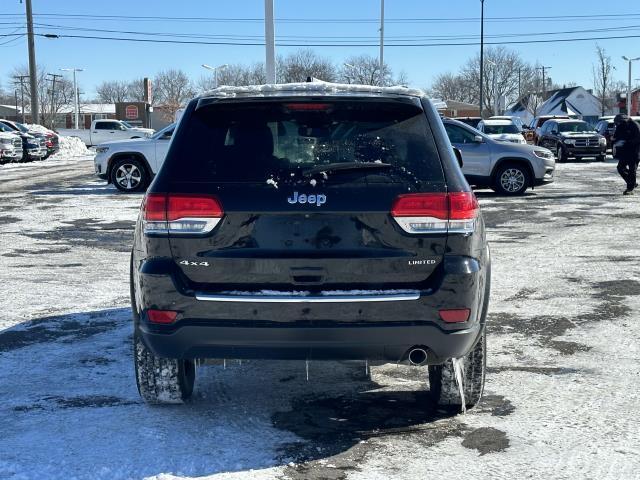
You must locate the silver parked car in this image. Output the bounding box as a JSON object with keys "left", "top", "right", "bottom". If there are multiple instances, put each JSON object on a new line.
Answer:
{"left": 443, "top": 118, "right": 555, "bottom": 195}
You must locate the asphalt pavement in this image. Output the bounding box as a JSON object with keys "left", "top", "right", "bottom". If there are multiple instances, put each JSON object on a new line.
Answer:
{"left": 0, "top": 155, "right": 638, "bottom": 480}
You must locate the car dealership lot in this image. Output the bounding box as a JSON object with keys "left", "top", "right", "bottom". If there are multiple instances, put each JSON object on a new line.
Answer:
{"left": 0, "top": 155, "right": 639, "bottom": 480}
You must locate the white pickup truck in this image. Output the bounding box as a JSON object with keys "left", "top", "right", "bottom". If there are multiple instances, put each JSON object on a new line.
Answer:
{"left": 93, "top": 123, "right": 174, "bottom": 192}
{"left": 58, "top": 119, "right": 154, "bottom": 147}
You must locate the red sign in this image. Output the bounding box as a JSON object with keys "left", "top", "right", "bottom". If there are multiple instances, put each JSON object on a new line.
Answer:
{"left": 125, "top": 105, "right": 139, "bottom": 119}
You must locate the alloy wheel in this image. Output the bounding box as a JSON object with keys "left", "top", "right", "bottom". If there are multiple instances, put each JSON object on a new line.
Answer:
{"left": 115, "top": 164, "right": 142, "bottom": 190}
{"left": 500, "top": 168, "right": 525, "bottom": 193}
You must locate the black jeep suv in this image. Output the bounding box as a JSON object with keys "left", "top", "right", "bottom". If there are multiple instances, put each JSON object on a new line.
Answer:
{"left": 130, "top": 83, "right": 491, "bottom": 408}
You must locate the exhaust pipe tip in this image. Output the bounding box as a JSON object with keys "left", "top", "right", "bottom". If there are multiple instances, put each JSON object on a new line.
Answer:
{"left": 408, "top": 348, "right": 428, "bottom": 366}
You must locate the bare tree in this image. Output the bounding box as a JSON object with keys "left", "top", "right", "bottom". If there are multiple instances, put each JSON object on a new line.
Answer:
{"left": 0, "top": 81, "right": 14, "bottom": 105}
{"left": 461, "top": 47, "right": 530, "bottom": 115}
{"left": 429, "top": 72, "right": 474, "bottom": 103}
{"left": 196, "top": 63, "right": 266, "bottom": 92}
{"left": 394, "top": 70, "right": 410, "bottom": 86}
{"left": 153, "top": 69, "right": 195, "bottom": 118}
{"left": 126, "top": 78, "right": 147, "bottom": 102}
{"left": 339, "top": 54, "right": 392, "bottom": 86}
{"left": 12, "top": 65, "right": 75, "bottom": 128}
{"left": 96, "top": 80, "right": 129, "bottom": 103}
{"left": 277, "top": 50, "right": 336, "bottom": 83}
{"left": 592, "top": 45, "right": 614, "bottom": 116}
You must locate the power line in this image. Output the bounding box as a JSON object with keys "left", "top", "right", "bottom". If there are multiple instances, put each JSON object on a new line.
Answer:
{"left": 36, "top": 31, "right": 640, "bottom": 48}
{"left": 29, "top": 22, "right": 640, "bottom": 43}
{"left": 0, "top": 35, "right": 24, "bottom": 46}
{"left": 2, "top": 12, "right": 640, "bottom": 24}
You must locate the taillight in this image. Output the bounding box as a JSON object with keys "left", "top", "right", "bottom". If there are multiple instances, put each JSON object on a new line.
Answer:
{"left": 142, "top": 193, "right": 223, "bottom": 235}
{"left": 391, "top": 192, "right": 478, "bottom": 234}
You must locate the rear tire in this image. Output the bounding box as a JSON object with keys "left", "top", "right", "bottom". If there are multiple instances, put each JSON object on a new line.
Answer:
{"left": 131, "top": 259, "right": 195, "bottom": 405}
{"left": 493, "top": 163, "right": 530, "bottom": 195}
{"left": 134, "top": 333, "right": 195, "bottom": 404}
{"left": 428, "top": 330, "right": 486, "bottom": 409}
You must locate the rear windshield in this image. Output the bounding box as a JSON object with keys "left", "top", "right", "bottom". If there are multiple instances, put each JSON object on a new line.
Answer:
{"left": 166, "top": 99, "right": 443, "bottom": 184}
{"left": 483, "top": 124, "right": 519, "bottom": 134}
{"left": 558, "top": 122, "right": 593, "bottom": 133}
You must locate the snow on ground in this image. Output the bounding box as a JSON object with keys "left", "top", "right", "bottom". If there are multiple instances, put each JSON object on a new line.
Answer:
{"left": 0, "top": 156, "right": 639, "bottom": 479}
{"left": 50, "top": 136, "right": 92, "bottom": 159}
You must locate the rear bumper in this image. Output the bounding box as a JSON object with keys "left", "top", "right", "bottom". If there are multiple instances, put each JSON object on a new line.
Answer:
{"left": 139, "top": 321, "right": 483, "bottom": 363}
{"left": 133, "top": 254, "right": 489, "bottom": 362}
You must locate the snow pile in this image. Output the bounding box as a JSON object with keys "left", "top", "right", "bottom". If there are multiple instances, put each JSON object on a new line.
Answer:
{"left": 205, "top": 82, "right": 426, "bottom": 99}
{"left": 50, "top": 136, "right": 92, "bottom": 159}
{"left": 24, "top": 123, "right": 53, "bottom": 135}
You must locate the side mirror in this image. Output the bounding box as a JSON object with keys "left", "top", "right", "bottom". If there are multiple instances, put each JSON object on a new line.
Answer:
{"left": 473, "top": 135, "right": 484, "bottom": 143}
{"left": 551, "top": 130, "right": 558, "bottom": 135}
{"left": 452, "top": 146, "right": 464, "bottom": 167}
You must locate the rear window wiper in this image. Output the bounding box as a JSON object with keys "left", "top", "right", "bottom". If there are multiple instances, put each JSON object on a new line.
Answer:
{"left": 302, "top": 162, "right": 392, "bottom": 178}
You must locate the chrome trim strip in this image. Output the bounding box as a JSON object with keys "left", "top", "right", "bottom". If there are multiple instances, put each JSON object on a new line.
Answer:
{"left": 195, "top": 292, "right": 420, "bottom": 303}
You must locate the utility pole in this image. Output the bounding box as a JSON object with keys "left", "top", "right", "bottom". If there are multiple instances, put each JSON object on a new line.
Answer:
{"left": 264, "top": 0, "right": 276, "bottom": 84}
{"left": 518, "top": 67, "right": 521, "bottom": 100}
{"left": 537, "top": 66, "right": 552, "bottom": 100}
{"left": 479, "top": 0, "right": 485, "bottom": 118}
{"left": 25, "top": 0, "right": 40, "bottom": 124}
{"left": 379, "top": 0, "right": 385, "bottom": 86}
{"left": 14, "top": 75, "right": 29, "bottom": 123}
{"left": 61, "top": 68, "right": 83, "bottom": 129}
{"left": 14, "top": 90, "right": 19, "bottom": 122}
{"left": 46, "top": 73, "right": 63, "bottom": 129}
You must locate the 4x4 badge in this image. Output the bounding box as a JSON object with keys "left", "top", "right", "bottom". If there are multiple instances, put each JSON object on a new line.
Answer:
{"left": 179, "top": 260, "right": 210, "bottom": 267}
{"left": 288, "top": 191, "right": 327, "bottom": 206}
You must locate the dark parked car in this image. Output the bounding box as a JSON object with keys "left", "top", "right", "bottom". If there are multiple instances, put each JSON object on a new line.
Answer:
{"left": 0, "top": 120, "right": 59, "bottom": 158}
{"left": 525, "top": 115, "right": 571, "bottom": 144}
{"left": 537, "top": 119, "right": 606, "bottom": 162}
{"left": 130, "top": 83, "right": 491, "bottom": 408}
{"left": 0, "top": 121, "right": 45, "bottom": 161}
{"left": 595, "top": 118, "right": 616, "bottom": 150}
{"left": 453, "top": 116, "right": 482, "bottom": 129}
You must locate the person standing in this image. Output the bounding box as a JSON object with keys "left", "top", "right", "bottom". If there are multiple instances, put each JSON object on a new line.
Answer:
{"left": 612, "top": 114, "right": 640, "bottom": 195}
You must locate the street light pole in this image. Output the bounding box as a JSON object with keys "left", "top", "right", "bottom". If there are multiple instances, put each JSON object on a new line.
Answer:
{"left": 622, "top": 56, "right": 640, "bottom": 115}
{"left": 202, "top": 64, "right": 228, "bottom": 89}
{"left": 264, "top": 0, "right": 276, "bottom": 84}
{"left": 479, "top": 0, "right": 485, "bottom": 118}
{"left": 379, "top": 0, "right": 385, "bottom": 86}
{"left": 487, "top": 59, "right": 498, "bottom": 115}
{"left": 61, "top": 68, "right": 83, "bottom": 129}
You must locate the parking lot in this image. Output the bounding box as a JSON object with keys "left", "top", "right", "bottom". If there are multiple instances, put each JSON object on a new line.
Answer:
{"left": 1, "top": 153, "right": 639, "bottom": 479}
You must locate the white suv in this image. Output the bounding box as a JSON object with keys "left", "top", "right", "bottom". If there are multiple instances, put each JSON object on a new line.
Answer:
{"left": 94, "top": 123, "right": 174, "bottom": 192}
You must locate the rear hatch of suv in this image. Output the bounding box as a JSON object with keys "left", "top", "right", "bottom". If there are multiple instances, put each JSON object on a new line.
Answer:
{"left": 150, "top": 96, "right": 450, "bottom": 293}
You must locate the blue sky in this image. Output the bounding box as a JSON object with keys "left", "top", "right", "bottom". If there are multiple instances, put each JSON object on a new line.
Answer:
{"left": 2, "top": 0, "right": 640, "bottom": 98}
